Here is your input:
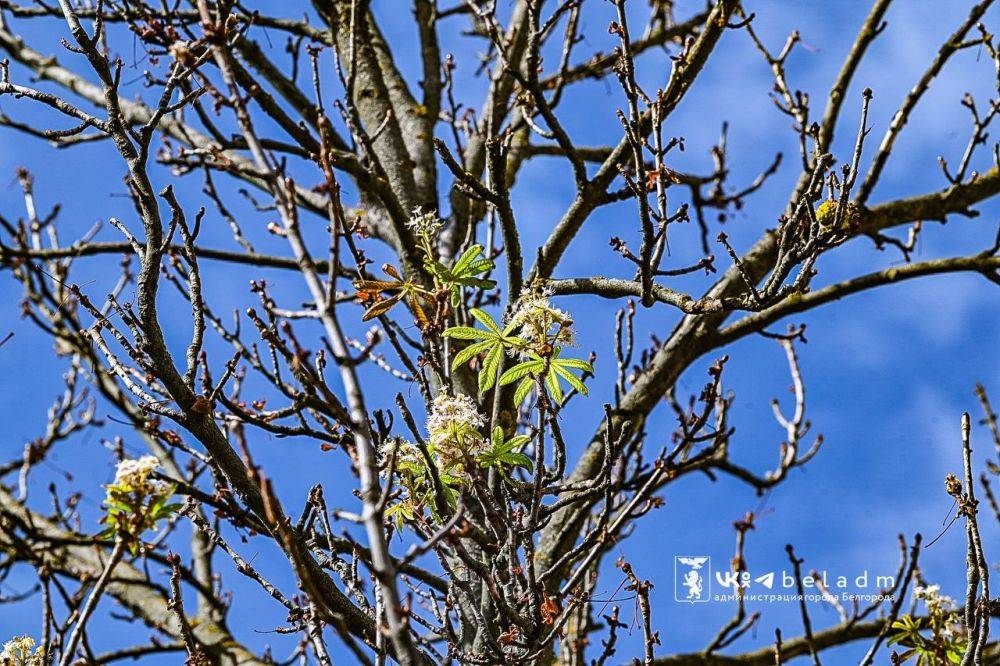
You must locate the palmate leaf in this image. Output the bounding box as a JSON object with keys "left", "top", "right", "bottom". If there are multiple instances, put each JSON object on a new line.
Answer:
{"left": 553, "top": 363, "right": 588, "bottom": 394}
{"left": 546, "top": 371, "right": 563, "bottom": 403}
{"left": 465, "top": 259, "right": 494, "bottom": 274}
{"left": 150, "top": 502, "right": 183, "bottom": 521}
{"left": 513, "top": 376, "right": 535, "bottom": 406}
{"left": 424, "top": 259, "right": 455, "bottom": 283}
{"left": 355, "top": 264, "right": 434, "bottom": 324}
{"left": 442, "top": 326, "right": 489, "bottom": 340}
{"left": 386, "top": 500, "right": 418, "bottom": 530}
{"left": 451, "top": 245, "right": 495, "bottom": 282}
{"left": 426, "top": 244, "right": 497, "bottom": 305}
{"left": 361, "top": 292, "right": 404, "bottom": 321}
{"left": 478, "top": 426, "right": 534, "bottom": 476}
{"left": 443, "top": 308, "right": 526, "bottom": 392}
{"left": 453, "top": 255, "right": 495, "bottom": 300}
{"left": 501, "top": 349, "right": 594, "bottom": 405}
{"left": 452, "top": 244, "right": 484, "bottom": 275}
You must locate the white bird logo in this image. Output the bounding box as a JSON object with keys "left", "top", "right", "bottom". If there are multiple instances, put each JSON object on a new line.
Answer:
{"left": 678, "top": 557, "right": 708, "bottom": 570}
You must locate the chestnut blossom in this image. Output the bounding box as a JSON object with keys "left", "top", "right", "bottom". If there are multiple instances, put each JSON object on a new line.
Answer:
{"left": 1, "top": 636, "right": 42, "bottom": 666}
{"left": 426, "top": 393, "right": 485, "bottom": 463}
{"left": 112, "top": 455, "right": 162, "bottom": 492}
{"left": 509, "top": 288, "right": 574, "bottom": 346}
{"left": 406, "top": 207, "right": 443, "bottom": 237}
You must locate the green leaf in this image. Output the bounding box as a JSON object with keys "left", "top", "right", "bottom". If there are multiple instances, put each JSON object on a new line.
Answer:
{"left": 151, "top": 502, "right": 182, "bottom": 520}
{"left": 479, "top": 345, "right": 503, "bottom": 393}
{"left": 469, "top": 308, "right": 502, "bottom": 334}
{"left": 425, "top": 259, "right": 454, "bottom": 281}
{"left": 104, "top": 498, "right": 133, "bottom": 513}
{"left": 464, "top": 258, "right": 494, "bottom": 275}
{"left": 546, "top": 371, "right": 563, "bottom": 403}
{"left": 446, "top": 310, "right": 527, "bottom": 391}
{"left": 553, "top": 357, "right": 594, "bottom": 373}
{"left": 477, "top": 429, "right": 534, "bottom": 475}
{"left": 505, "top": 435, "right": 531, "bottom": 450}
{"left": 452, "top": 244, "right": 484, "bottom": 274}
{"left": 451, "top": 340, "right": 493, "bottom": 370}
{"left": 498, "top": 360, "right": 543, "bottom": 387}
{"left": 458, "top": 276, "right": 496, "bottom": 289}
{"left": 513, "top": 377, "right": 534, "bottom": 405}
{"left": 553, "top": 364, "right": 589, "bottom": 395}
{"left": 443, "top": 326, "right": 489, "bottom": 340}
{"left": 502, "top": 452, "right": 533, "bottom": 472}
{"left": 388, "top": 502, "right": 413, "bottom": 529}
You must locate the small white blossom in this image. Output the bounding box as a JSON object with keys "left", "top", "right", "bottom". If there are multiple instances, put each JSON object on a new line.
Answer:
{"left": 103, "top": 455, "right": 175, "bottom": 547}
{"left": 1, "top": 635, "right": 42, "bottom": 666}
{"left": 509, "top": 288, "right": 574, "bottom": 345}
{"left": 426, "top": 393, "right": 485, "bottom": 462}
{"left": 379, "top": 439, "right": 421, "bottom": 478}
{"left": 912, "top": 583, "right": 962, "bottom": 640}
{"left": 113, "top": 455, "right": 160, "bottom": 490}
{"left": 406, "top": 207, "right": 443, "bottom": 237}
{"left": 912, "top": 584, "right": 956, "bottom": 612}
{"left": 427, "top": 393, "right": 485, "bottom": 435}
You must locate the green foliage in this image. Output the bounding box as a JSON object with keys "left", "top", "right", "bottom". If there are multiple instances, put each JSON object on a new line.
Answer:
{"left": 424, "top": 243, "right": 496, "bottom": 305}
{"left": 478, "top": 426, "right": 533, "bottom": 479}
{"left": 498, "top": 348, "right": 593, "bottom": 405}
{"left": 386, "top": 294, "right": 594, "bottom": 530}
{"left": 99, "top": 457, "right": 179, "bottom": 555}
{"left": 889, "top": 615, "right": 965, "bottom": 665}
{"left": 443, "top": 298, "right": 593, "bottom": 401}
{"left": 385, "top": 407, "right": 537, "bottom": 529}
{"left": 889, "top": 585, "right": 967, "bottom": 665}
{"left": 443, "top": 308, "right": 527, "bottom": 392}
{"left": 101, "top": 489, "right": 180, "bottom": 555}
{"left": 383, "top": 443, "right": 467, "bottom": 530}
{"left": 383, "top": 395, "right": 483, "bottom": 530}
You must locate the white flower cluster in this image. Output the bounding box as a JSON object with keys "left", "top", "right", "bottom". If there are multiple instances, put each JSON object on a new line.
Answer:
{"left": 378, "top": 439, "right": 420, "bottom": 477}
{"left": 426, "top": 393, "right": 485, "bottom": 437}
{"left": 913, "top": 583, "right": 963, "bottom": 640}
{"left": 912, "top": 584, "right": 957, "bottom": 613}
{"left": 406, "top": 207, "right": 443, "bottom": 237}
{"left": 112, "top": 455, "right": 164, "bottom": 494}
{"left": 1, "top": 636, "right": 42, "bottom": 666}
{"left": 509, "top": 288, "right": 574, "bottom": 346}
{"left": 426, "top": 393, "right": 486, "bottom": 463}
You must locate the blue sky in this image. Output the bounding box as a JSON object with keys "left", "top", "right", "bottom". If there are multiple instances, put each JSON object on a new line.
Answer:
{"left": 0, "top": 0, "right": 997, "bottom": 662}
